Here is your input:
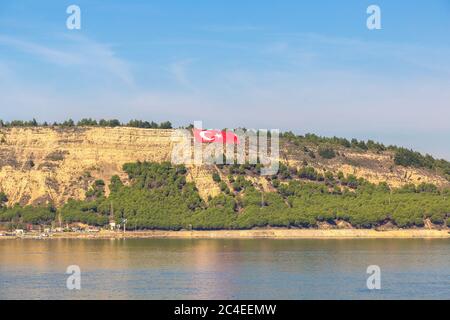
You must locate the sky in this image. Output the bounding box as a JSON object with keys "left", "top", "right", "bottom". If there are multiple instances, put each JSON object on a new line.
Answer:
{"left": 1, "top": 0, "right": 450, "bottom": 158}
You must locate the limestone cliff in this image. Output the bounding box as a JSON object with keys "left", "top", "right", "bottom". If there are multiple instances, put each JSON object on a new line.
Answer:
{"left": 0, "top": 127, "right": 181, "bottom": 206}
{"left": 0, "top": 127, "right": 448, "bottom": 207}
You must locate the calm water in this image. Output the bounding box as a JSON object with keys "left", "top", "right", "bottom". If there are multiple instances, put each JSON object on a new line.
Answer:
{"left": 0, "top": 238, "right": 449, "bottom": 300}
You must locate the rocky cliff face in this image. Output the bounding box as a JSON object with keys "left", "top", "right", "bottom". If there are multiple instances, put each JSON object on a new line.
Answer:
{"left": 0, "top": 127, "right": 182, "bottom": 206}
{"left": 0, "top": 127, "right": 448, "bottom": 207}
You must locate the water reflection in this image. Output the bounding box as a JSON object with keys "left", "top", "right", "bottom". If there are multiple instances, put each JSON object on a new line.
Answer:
{"left": 0, "top": 239, "right": 449, "bottom": 299}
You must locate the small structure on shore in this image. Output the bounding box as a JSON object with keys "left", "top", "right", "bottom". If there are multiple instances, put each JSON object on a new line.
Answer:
{"left": 109, "top": 221, "right": 117, "bottom": 231}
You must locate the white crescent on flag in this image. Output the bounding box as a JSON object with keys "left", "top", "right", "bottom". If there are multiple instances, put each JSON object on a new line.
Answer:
{"left": 193, "top": 128, "right": 238, "bottom": 144}
{"left": 199, "top": 131, "right": 215, "bottom": 141}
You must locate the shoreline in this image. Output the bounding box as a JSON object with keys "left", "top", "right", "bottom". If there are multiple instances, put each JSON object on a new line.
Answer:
{"left": 1, "top": 229, "right": 449, "bottom": 240}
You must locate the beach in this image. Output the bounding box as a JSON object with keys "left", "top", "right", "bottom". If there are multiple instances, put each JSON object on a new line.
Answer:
{"left": 1, "top": 229, "right": 449, "bottom": 240}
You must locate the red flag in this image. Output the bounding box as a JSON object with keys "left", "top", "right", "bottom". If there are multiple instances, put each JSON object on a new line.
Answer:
{"left": 193, "top": 129, "right": 239, "bottom": 144}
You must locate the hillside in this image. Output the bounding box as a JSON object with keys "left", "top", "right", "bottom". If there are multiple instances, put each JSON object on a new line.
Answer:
{"left": 281, "top": 134, "right": 450, "bottom": 188}
{"left": 0, "top": 126, "right": 448, "bottom": 207}
{"left": 0, "top": 125, "right": 450, "bottom": 230}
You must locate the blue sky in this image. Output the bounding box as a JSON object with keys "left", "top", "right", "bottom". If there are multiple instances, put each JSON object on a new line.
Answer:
{"left": 1, "top": 1, "right": 450, "bottom": 158}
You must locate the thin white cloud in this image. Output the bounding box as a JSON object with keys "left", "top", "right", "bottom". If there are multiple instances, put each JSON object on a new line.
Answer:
{"left": 268, "top": 32, "right": 450, "bottom": 75}
{"left": 200, "top": 25, "right": 265, "bottom": 33}
{"left": 168, "top": 59, "right": 194, "bottom": 87}
{"left": 0, "top": 34, "right": 134, "bottom": 86}
{"left": 0, "top": 35, "right": 81, "bottom": 65}
{"left": 66, "top": 35, "right": 135, "bottom": 86}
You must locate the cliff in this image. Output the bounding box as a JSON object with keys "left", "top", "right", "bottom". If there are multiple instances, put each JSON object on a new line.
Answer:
{"left": 0, "top": 127, "right": 181, "bottom": 206}
{"left": 0, "top": 127, "right": 448, "bottom": 207}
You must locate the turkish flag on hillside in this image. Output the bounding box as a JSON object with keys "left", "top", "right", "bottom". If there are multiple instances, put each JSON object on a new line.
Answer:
{"left": 193, "top": 129, "right": 239, "bottom": 144}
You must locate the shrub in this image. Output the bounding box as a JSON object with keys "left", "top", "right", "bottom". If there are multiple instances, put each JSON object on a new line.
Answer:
{"left": 212, "top": 172, "right": 221, "bottom": 183}
{"left": 0, "top": 192, "right": 8, "bottom": 204}
{"left": 318, "top": 147, "right": 336, "bottom": 159}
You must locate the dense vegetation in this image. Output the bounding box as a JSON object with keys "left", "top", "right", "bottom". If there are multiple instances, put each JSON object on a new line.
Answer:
{"left": 281, "top": 132, "right": 386, "bottom": 152}
{"left": 1, "top": 162, "right": 449, "bottom": 231}
{"left": 393, "top": 148, "right": 450, "bottom": 179}
{"left": 0, "top": 205, "right": 56, "bottom": 228}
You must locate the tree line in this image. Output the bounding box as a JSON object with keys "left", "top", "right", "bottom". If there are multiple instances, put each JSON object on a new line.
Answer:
{"left": 0, "top": 118, "right": 173, "bottom": 129}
